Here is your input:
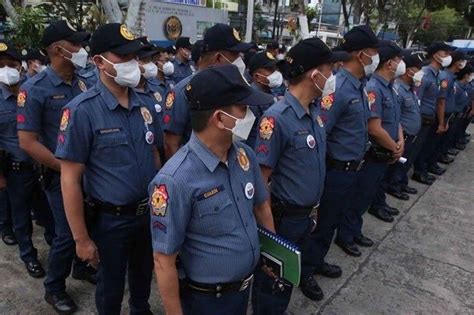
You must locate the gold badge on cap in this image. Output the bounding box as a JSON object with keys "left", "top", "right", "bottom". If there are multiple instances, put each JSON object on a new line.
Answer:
{"left": 0, "top": 43, "right": 8, "bottom": 52}
{"left": 266, "top": 52, "right": 275, "bottom": 60}
{"left": 233, "top": 28, "right": 241, "bottom": 41}
{"left": 120, "top": 24, "right": 135, "bottom": 40}
{"left": 66, "top": 20, "right": 77, "bottom": 32}
{"left": 185, "top": 84, "right": 192, "bottom": 91}
{"left": 21, "top": 49, "right": 28, "bottom": 56}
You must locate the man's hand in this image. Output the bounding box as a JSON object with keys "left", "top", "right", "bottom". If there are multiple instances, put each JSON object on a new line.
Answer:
{"left": 0, "top": 175, "right": 6, "bottom": 189}
{"left": 436, "top": 123, "right": 448, "bottom": 134}
{"left": 76, "top": 237, "right": 100, "bottom": 269}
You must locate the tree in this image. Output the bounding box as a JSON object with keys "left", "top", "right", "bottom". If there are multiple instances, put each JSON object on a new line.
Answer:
{"left": 7, "top": 6, "right": 46, "bottom": 49}
{"left": 415, "top": 6, "right": 468, "bottom": 45}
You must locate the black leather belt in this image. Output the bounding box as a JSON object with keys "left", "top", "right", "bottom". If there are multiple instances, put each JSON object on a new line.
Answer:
{"left": 271, "top": 194, "right": 319, "bottom": 217}
{"left": 326, "top": 157, "right": 365, "bottom": 172}
{"left": 6, "top": 160, "right": 35, "bottom": 172}
{"left": 181, "top": 274, "right": 253, "bottom": 298}
{"left": 421, "top": 115, "right": 435, "bottom": 125}
{"left": 91, "top": 197, "right": 149, "bottom": 216}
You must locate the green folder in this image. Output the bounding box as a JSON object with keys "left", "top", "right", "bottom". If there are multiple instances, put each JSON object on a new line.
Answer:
{"left": 258, "top": 226, "right": 301, "bottom": 286}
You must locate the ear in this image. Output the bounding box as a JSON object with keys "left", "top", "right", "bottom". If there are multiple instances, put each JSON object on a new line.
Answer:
{"left": 93, "top": 55, "right": 104, "bottom": 69}
{"left": 212, "top": 110, "right": 226, "bottom": 129}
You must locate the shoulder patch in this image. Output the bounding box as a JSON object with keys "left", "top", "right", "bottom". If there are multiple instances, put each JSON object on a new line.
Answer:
{"left": 151, "top": 185, "right": 169, "bottom": 216}
{"left": 17, "top": 90, "right": 27, "bottom": 107}
{"left": 165, "top": 91, "right": 175, "bottom": 109}
{"left": 59, "top": 108, "right": 70, "bottom": 131}
{"left": 259, "top": 116, "right": 275, "bottom": 140}
{"left": 367, "top": 91, "right": 376, "bottom": 111}
{"left": 440, "top": 79, "right": 448, "bottom": 89}
{"left": 320, "top": 93, "right": 334, "bottom": 111}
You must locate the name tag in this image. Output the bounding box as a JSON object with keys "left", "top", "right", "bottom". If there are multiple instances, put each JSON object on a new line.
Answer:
{"left": 295, "top": 130, "right": 309, "bottom": 135}
{"left": 97, "top": 128, "right": 122, "bottom": 135}
{"left": 350, "top": 99, "right": 360, "bottom": 104}
{"left": 197, "top": 185, "right": 225, "bottom": 201}
{"left": 51, "top": 95, "right": 66, "bottom": 100}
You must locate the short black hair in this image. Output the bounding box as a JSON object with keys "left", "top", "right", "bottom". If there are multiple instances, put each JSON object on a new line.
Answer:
{"left": 190, "top": 109, "right": 215, "bottom": 132}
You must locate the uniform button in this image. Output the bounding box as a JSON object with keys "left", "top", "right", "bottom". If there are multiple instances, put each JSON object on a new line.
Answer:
{"left": 216, "top": 293, "right": 222, "bottom": 298}
{"left": 216, "top": 285, "right": 222, "bottom": 291}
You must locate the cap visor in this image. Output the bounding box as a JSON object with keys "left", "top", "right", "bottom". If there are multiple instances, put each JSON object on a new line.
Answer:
{"left": 66, "top": 31, "right": 91, "bottom": 44}
{"left": 0, "top": 51, "right": 21, "bottom": 61}
{"left": 237, "top": 87, "right": 274, "bottom": 107}
{"left": 138, "top": 48, "right": 160, "bottom": 59}
{"left": 110, "top": 40, "right": 144, "bottom": 55}
{"left": 227, "top": 42, "right": 253, "bottom": 52}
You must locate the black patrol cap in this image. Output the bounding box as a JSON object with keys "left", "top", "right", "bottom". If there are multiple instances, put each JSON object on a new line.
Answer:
{"left": 267, "top": 40, "right": 279, "bottom": 50}
{"left": 378, "top": 40, "right": 402, "bottom": 63}
{"left": 90, "top": 23, "right": 142, "bottom": 56}
{"left": 248, "top": 51, "right": 277, "bottom": 75}
{"left": 21, "top": 48, "right": 48, "bottom": 63}
{"left": 456, "top": 64, "right": 474, "bottom": 80}
{"left": 340, "top": 25, "right": 379, "bottom": 52}
{"left": 137, "top": 37, "right": 162, "bottom": 59}
{"left": 0, "top": 41, "right": 21, "bottom": 61}
{"left": 41, "top": 20, "right": 90, "bottom": 47}
{"left": 402, "top": 50, "right": 427, "bottom": 68}
{"left": 426, "top": 42, "right": 454, "bottom": 56}
{"left": 202, "top": 23, "right": 252, "bottom": 53}
{"left": 450, "top": 50, "right": 466, "bottom": 64}
{"left": 175, "top": 37, "right": 192, "bottom": 50}
{"left": 285, "top": 37, "right": 343, "bottom": 79}
{"left": 185, "top": 64, "right": 274, "bottom": 110}
{"left": 191, "top": 40, "right": 204, "bottom": 64}
{"left": 166, "top": 45, "right": 177, "bottom": 55}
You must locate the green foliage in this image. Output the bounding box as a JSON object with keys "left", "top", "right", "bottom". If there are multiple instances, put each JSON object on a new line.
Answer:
{"left": 415, "top": 6, "right": 468, "bottom": 44}
{"left": 7, "top": 6, "right": 46, "bottom": 50}
{"left": 306, "top": 6, "right": 317, "bottom": 31}
{"left": 206, "top": 0, "right": 223, "bottom": 9}
{"left": 37, "top": 0, "right": 96, "bottom": 30}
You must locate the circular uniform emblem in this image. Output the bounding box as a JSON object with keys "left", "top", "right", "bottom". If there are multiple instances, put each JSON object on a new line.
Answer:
{"left": 120, "top": 24, "right": 135, "bottom": 40}
{"left": 245, "top": 182, "right": 254, "bottom": 200}
{"left": 0, "top": 43, "right": 8, "bottom": 51}
{"left": 164, "top": 16, "right": 182, "bottom": 41}
{"left": 155, "top": 104, "right": 162, "bottom": 113}
{"left": 145, "top": 131, "right": 154, "bottom": 144}
{"left": 154, "top": 92, "right": 162, "bottom": 103}
{"left": 306, "top": 134, "right": 316, "bottom": 149}
{"left": 21, "top": 49, "right": 28, "bottom": 56}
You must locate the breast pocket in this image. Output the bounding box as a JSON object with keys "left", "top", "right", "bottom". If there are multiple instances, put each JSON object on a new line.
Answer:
{"left": 191, "top": 192, "right": 235, "bottom": 236}
{"left": 94, "top": 132, "right": 129, "bottom": 166}
{"left": 348, "top": 103, "right": 363, "bottom": 115}
{"left": 293, "top": 134, "right": 315, "bottom": 151}
{"left": 382, "top": 98, "right": 395, "bottom": 122}
{"left": 0, "top": 111, "right": 15, "bottom": 124}
{"left": 45, "top": 98, "right": 68, "bottom": 112}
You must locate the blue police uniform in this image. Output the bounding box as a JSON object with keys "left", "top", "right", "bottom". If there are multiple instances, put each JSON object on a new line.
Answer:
{"left": 251, "top": 91, "right": 326, "bottom": 313}
{"left": 452, "top": 80, "right": 472, "bottom": 144}
{"left": 16, "top": 66, "right": 92, "bottom": 295}
{"left": 171, "top": 58, "right": 194, "bottom": 83}
{"left": 162, "top": 74, "right": 193, "bottom": 144}
{"left": 385, "top": 79, "right": 423, "bottom": 193}
{"left": 413, "top": 65, "right": 442, "bottom": 176}
{"left": 55, "top": 79, "right": 160, "bottom": 313}
{"left": 313, "top": 68, "right": 370, "bottom": 251}
{"left": 0, "top": 84, "right": 39, "bottom": 263}
{"left": 150, "top": 133, "right": 268, "bottom": 315}
{"left": 76, "top": 64, "right": 99, "bottom": 85}
{"left": 344, "top": 73, "right": 400, "bottom": 239}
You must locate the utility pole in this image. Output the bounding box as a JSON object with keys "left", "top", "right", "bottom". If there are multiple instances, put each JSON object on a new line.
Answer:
{"left": 245, "top": 0, "right": 254, "bottom": 42}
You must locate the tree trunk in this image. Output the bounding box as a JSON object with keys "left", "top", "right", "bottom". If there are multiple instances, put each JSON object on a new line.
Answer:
{"left": 125, "top": 0, "right": 142, "bottom": 35}
{"left": 2, "top": 0, "right": 19, "bottom": 24}
{"left": 341, "top": 0, "right": 350, "bottom": 30}
{"left": 296, "top": 0, "right": 309, "bottom": 39}
{"left": 102, "top": 0, "right": 123, "bottom": 23}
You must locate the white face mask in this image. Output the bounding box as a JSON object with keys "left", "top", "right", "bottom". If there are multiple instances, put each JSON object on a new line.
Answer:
{"left": 459, "top": 60, "right": 467, "bottom": 69}
{"left": 0, "top": 66, "right": 20, "bottom": 86}
{"left": 159, "top": 61, "right": 174, "bottom": 76}
{"left": 60, "top": 46, "right": 88, "bottom": 68}
{"left": 437, "top": 54, "right": 452, "bottom": 67}
{"left": 142, "top": 62, "right": 158, "bottom": 79}
{"left": 312, "top": 70, "right": 336, "bottom": 97}
{"left": 276, "top": 53, "right": 285, "bottom": 61}
{"left": 220, "top": 107, "right": 256, "bottom": 142}
{"left": 220, "top": 54, "right": 246, "bottom": 76}
{"left": 362, "top": 52, "right": 380, "bottom": 76}
{"left": 392, "top": 59, "right": 406, "bottom": 77}
{"left": 101, "top": 56, "right": 141, "bottom": 88}
{"left": 409, "top": 69, "right": 424, "bottom": 86}
{"left": 32, "top": 62, "right": 46, "bottom": 73}
{"left": 261, "top": 71, "right": 283, "bottom": 88}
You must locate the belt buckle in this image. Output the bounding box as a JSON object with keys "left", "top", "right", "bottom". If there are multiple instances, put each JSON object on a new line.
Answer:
{"left": 239, "top": 274, "right": 253, "bottom": 291}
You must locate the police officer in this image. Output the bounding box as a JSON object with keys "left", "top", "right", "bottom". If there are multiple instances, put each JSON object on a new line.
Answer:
{"left": 246, "top": 51, "right": 281, "bottom": 147}
{"left": 153, "top": 44, "right": 176, "bottom": 91}
{"left": 452, "top": 64, "right": 474, "bottom": 148}
{"left": 163, "top": 23, "right": 252, "bottom": 159}
{"left": 354, "top": 41, "right": 404, "bottom": 226}
{"left": 17, "top": 20, "right": 94, "bottom": 313}
{"left": 56, "top": 23, "right": 162, "bottom": 314}
{"left": 171, "top": 37, "right": 194, "bottom": 83}
{"left": 0, "top": 41, "right": 46, "bottom": 278}
{"left": 412, "top": 42, "right": 454, "bottom": 184}
{"left": 266, "top": 40, "right": 279, "bottom": 58}
{"left": 150, "top": 65, "right": 274, "bottom": 315}
{"left": 384, "top": 50, "right": 426, "bottom": 198}
{"left": 251, "top": 38, "right": 336, "bottom": 311}
{"left": 316, "top": 25, "right": 378, "bottom": 259}
{"left": 23, "top": 49, "right": 48, "bottom": 80}
{"left": 434, "top": 50, "right": 467, "bottom": 164}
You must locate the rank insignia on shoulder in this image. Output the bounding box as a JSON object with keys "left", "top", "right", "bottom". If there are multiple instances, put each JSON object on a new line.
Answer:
{"left": 78, "top": 80, "right": 87, "bottom": 92}
{"left": 151, "top": 185, "right": 169, "bottom": 217}
{"left": 237, "top": 147, "right": 250, "bottom": 171}
{"left": 259, "top": 116, "right": 275, "bottom": 140}
{"left": 165, "top": 91, "right": 175, "bottom": 109}
{"left": 17, "top": 90, "right": 27, "bottom": 107}
{"left": 59, "top": 109, "right": 70, "bottom": 132}
{"left": 440, "top": 79, "right": 448, "bottom": 89}
{"left": 320, "top": 94, "right": 334, "bottom": 111}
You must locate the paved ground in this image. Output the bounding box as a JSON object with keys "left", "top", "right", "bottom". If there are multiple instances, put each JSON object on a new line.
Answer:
{"left": 0, "top": 131, "right": 473, "bottom": 314}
